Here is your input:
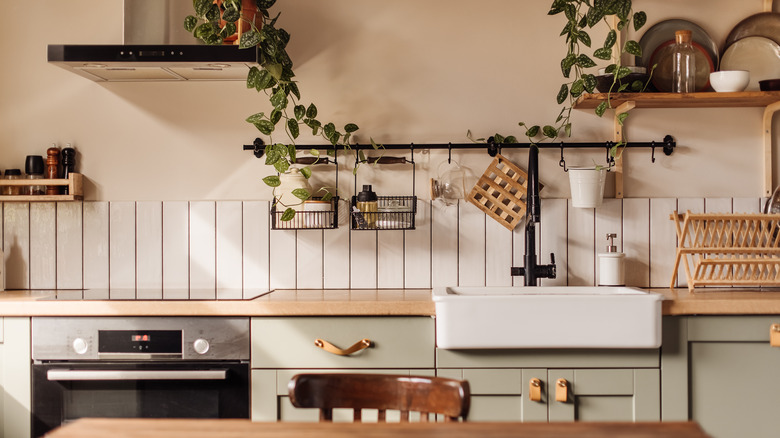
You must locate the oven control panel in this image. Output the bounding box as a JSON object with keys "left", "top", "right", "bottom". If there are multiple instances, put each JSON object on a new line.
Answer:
{"left": 31, "top": 317, "right": 250, "bottom": 361}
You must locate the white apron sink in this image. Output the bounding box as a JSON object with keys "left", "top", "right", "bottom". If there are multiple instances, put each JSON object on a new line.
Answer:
{"left": 433, "top": 286, "right": 663, "bottom": 349}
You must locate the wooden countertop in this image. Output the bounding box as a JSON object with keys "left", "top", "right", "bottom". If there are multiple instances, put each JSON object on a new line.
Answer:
{"left": 44, "top": 418, "right": 710, "bottom": 438}
{"left": 3, "top": 287, "right": 780, "bottom": 317}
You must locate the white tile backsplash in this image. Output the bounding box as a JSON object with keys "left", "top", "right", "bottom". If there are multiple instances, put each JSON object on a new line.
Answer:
{"left": 0, "top": 197, "right": 763, "bottom": 294}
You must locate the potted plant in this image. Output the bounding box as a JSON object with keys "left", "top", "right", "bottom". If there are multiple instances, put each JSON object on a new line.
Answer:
{"left": 185, "top": 0, "right": 374, "bottom": 222}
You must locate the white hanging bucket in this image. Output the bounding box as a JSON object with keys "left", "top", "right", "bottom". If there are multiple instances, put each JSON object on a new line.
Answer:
{"left": 568, "top": 167, "right": 606, "bottom": 208}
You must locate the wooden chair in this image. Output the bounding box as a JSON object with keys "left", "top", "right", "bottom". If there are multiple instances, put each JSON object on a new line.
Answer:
{"left": 288, "top": 373, "right": 470, "bottom": 422}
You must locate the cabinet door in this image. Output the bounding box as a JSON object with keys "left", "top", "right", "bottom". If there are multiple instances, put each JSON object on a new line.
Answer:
{"left": 0, "top": 317, "right": 31, "bottom": 438}
{"left": 252, "top": 369, "right": 435, "bottom": 422}
{"left": 549, "top": 368, "right": 660, "bottom": 422}
{"left": 685, "top": 316, "right": 780, "bottom": 438}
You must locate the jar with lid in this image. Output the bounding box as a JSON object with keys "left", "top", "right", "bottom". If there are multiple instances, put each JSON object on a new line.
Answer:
{"left": 356, "top": 185, "right": 378, "bottom": 228}
{"left": 671, "top": 30, "right": 696, "bottom": 93}
{"left": 3, "top": 169, "right": 22, "bottom": 195}
{"left": 25, "top": 155, "right": 46, "bottom": 195}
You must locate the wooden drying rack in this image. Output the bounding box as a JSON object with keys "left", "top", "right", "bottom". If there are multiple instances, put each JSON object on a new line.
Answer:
{"left": 670, "top": 211, "right": 780, "bottom": 291}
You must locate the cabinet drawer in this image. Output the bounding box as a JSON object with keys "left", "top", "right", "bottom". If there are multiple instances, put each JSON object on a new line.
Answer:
{"left": 251, "top": 317, "right": 434, "bottom": 369}
{"left": 687, "top": 315, "right": 780, "bottom": 342}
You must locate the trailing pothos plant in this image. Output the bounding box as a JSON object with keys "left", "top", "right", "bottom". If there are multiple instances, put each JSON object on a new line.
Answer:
{"left": 185, "top": 0, "right": 374, "bottom": 221}
{"left": 477, "top": 0, "right": 653, "bottom": 163}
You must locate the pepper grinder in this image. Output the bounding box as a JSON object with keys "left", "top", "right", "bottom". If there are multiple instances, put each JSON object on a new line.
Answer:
{"left": 61, "top": 146, "right": 76, "bottom": 194}
{"left": 46, "top": 146, "right": 60, "bottom": 195}
{"left": 598, "top": 233, "right": 625, "bottom": 286}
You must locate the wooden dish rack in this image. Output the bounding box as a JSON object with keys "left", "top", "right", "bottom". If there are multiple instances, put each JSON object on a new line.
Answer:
{"left": 670, "top": 211, "right": 780, "bottom": 291}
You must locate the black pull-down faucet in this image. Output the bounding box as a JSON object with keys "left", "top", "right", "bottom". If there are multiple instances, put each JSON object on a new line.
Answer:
{"left": 510, "top": 145, "right": 556, "bottom": 285}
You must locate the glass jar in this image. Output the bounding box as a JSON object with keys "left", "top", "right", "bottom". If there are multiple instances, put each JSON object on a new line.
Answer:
{"left": 3, "top": 169, "right": 22, "bottom": 195}
{"left": 671, "top": 30, "right": 696, "bottom": 93}
{"left": 25, "top": 155, "right": 45, "bottom": 195}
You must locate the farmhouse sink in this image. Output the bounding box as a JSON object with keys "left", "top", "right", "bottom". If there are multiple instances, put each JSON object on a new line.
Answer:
{"left": 433, "top": 286, "right": 663, "bottom": 349}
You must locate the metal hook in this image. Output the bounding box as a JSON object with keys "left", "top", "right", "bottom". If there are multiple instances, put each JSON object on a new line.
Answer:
{"left": 448, "top": 142, "right": 452, "bottom": 164}
{"left": 559, "top": 143, "right": 568, "bottom": 172}
{"left": 651, "top": 141, "right": 656, "bottom": 163}
{"left": 606, "top": 143, "right": 616, "bottom": 168}
{"left": 663, "top": 134, "right": 675, "bottom": 156}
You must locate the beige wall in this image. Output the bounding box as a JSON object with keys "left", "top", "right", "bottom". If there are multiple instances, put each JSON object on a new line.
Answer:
{"left": 0, "top": 0, "right": 776, "bottom": 201}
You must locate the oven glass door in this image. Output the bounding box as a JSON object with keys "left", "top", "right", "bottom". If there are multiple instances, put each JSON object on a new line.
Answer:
{"left": 32, "top": 361, "right": 249, "bottom": 438}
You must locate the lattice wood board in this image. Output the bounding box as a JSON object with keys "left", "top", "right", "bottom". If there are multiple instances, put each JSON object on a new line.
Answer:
{"left": 670, "top": 211, "right": 780, "bottom": 291}
{"left": 467, "top": 154, "right": 528, "bottom": 231}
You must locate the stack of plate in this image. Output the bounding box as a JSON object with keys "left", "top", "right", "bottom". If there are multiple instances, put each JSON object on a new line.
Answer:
{"left": 720, "top": 12, "right": 780, "bottom": 91}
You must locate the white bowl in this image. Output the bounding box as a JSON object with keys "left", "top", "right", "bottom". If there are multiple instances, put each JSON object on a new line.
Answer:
{"left": 709, "top": 70, "right": 750, "bottom": 92}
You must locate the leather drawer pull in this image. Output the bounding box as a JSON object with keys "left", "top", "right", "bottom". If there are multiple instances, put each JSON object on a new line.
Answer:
{"left": 529, "top": 378, "right": 542, "bottom": 402}
{"left": 771, "top": 324, "right": 780, "bottom": 347}
{"left": 314, "top": 338, "right": 372, "bottom": 356}
{"left": 555, "top": 378, "right": 569, "bottom": 403}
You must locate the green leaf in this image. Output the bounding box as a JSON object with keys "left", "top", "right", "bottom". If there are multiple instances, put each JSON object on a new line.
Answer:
{"left": 604, "top": 64, "right": 617, "bottom": 74}
{"left": 617, "top": 112, "right": 630, "bottom": 126}
{"left": 220, "top": 22, "right": 237, "bottom": 39}
{"left": 184, "top": 16, "right": 198, "bottom": 32}
{"left": 344, "top": 123, "right": 359, "bottom": 133}
{"left": 570, "top": 79, "right": 585, "bottom": 97}
{"left": 617, "top": 83, "right": 629, "bottom": 92}
{"left": 493, "top": 134, "right": 505, "bottom": 144}
{"left": 633, "top": 11, "right": 647, "bottom": 31}
{"left": 270, "top": 109, "right": 282, "bottom": 125}
{"left": 280, "top": 208, "right": 295, "bottom": 222}
{"left": 239, "top": 29, "right": 261, "bottom": 49}
{"left": 525, "top": 125, "right": 540, "bottom": 137}
{"left": 193, "top": 0, "right": 212, "bottom": 17}
{"left": 257, "top": 69, "right": 275, "bottom": 90}
{"left": 193, "top": 22, "right": 216, "bottom": 41}
{"left": 630, "top": 80, "right": 643, "bottom": 92}
{"left": 564, "top": 123, "right": 572, "bottom": 137}
{"left": 321, "top": 192, "right": 333, "bottom": 202}
{"left": 603, "top": 29, "right": 617, "bottom": 50}
{"left": 274, "top": 158, "right": 290, "bottom": 174}
{"left": 266, "top": 63, "right": 283, "bottom": 80}
{"left": 617, "top": 0, "right": 632, "bottom": 21}
{"left": 582, "top": 74, "right": 597, "bottom": 93}
{"left": 294, "top": 105, "right": 306, "bottom": 121}
{"left": 257, "top": 0, "right": 277, "bottom": 9}
{"left": 205, "top": 4, "right": 220, "bottom": 21}
{"left": 624, "top": 40, "right": 642, "bottom": 57}
{"left": 556, "top": 84, "right": 568, "bottom": 104}
{"left": 564, "top": 4, "right": 577, "bottom": 21}
{"left": 310, "top": 149, "right": 321, "bottom": 157}
{"left": 323, "top": 123, "right": 336, "bottom": 139}
{"left": 255, "top": 120, "right": 275, "bottom": 135}
{"left": 270, "top": 88, "right": 288, "bottom": 109}
{"left": 247, "top": 66, "right": 261, "bottom": 89}
{"left": 504, "top": 136, "right": 518, "bottom": 144}
{"left": 358, "top": 150, "right": 367, "bottom": 163}
{"left": 593, "top": 47, "right": 612, "bottom": 60}
{"left": 561, "top": 53, "right": 577, "bottom": 78}
{"left": 306, "top": 104, "right": 318, "bottom": 118}
{"left": 586, "top": 5, "right": 605, "bottom": 27}
{"left": 595, "top": 101, "right": 608, "bottom": 117}
{"left": 578, "top": 30, "right": 592, "bottom": 48}
{"left": 262, "top": 175, "right": 281, "bottom": 187}
{"left": 288, "top": 119, "right": 300, "bottom": 139}
{"left": 548, "top": 0, "right": 567, "bottom": 15}
{"left": 288, "top": 82, "right": 300, "bottom": 100}
{"left": 576, "top": 54, "right": 597, "bottom": 69}
{"left": 542, "top": 125, "right": 558, "bottom": 139}
{"left": 221, "top": 6, "right": 240, "bottom": 23}
{"left": 264, "top": 147, "right": 280, "bottom": 165}
{"left": 245, "top": 112, "right": 265, "bottom": 125}
{"left": 615, "top": 66, "right": 632, "bottom": 79}
{"left": 300, "top": 167, "right": 312, "bottom": 179}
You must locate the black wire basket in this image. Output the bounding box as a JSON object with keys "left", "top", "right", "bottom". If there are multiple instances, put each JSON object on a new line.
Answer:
{"left": 270, "top": 197, "right": 339, "bottom": 230}
{"left": 350, "top": 195, "right": 417, "bottom": 230}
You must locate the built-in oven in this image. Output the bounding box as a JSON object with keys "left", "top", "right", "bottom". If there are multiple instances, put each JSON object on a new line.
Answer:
{"left": 31, "top": 317, "right": 250, "bottom": 438}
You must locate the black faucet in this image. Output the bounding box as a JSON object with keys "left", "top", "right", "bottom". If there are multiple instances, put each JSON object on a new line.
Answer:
{"left": 510, "top": 145, "right": 556, "bottom": 285}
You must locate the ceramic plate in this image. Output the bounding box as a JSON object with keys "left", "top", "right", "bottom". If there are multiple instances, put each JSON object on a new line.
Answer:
{"left": 721, "top": 36, "right": 780, "bottom": 91}
{"left": 725, "top": 12, "right": 780, "bottom": 48}
{"left": 637, "top": 19, "right": 719, "bottom": 71}
{"left": 649, "top": 40, "right": 715, "bottom": 92}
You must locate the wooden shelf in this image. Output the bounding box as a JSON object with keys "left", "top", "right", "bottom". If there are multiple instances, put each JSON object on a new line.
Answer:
{"left": 0, "top": 173, "right": 83, "bottom": 202}
{"left": 574, "top": 91, "right": 780, "bottom": 110}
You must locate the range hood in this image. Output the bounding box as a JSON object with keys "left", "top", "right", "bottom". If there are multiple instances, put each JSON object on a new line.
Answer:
{"left": 47, "top": 0, "right": 258, "bottom": 82}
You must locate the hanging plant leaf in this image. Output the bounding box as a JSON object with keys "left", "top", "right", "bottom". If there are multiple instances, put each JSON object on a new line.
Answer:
{"left": 184, "top": 16, "right": 198, "bottom": 32}
{"left": 557, "top": 84, "right": 569, "bottom": 104}
{"left": 239, "top": 29, "right": 262, "bottom": 49}
{"left": 257, "top": 69, "right": 275, "bottom": 90}
{"left": 595, "top": 101, "right": 609, "bottom": 117}
{"left": 287, "top": 144, "right": 297, "bottom": 162}
{"left": 255, "top": 120, "right": 275, "bottom": 135}
{"left": 266, "top": 63, "right": 283, "bottom": 80}
{"left": 633, "top": 11, "right": 647, "bottom": 30}
{"left": 604, "top": 29, "right": 617, "bottom": 49}
{"left": 294, "top": 105, "right": 306, "bottom": 121}
{"left": 288, "top": 119, "right": 300, "bottom": 139}
{"left": 300, "top": 167, "right": 312, "bottom": 179}
{"left": 593, "top": 47, "right": 612, "bottom": 60}
{"left": 615, "top": 66, "right": 632, "bottom": 79}
{"left": 270, "top": 88, "right": 288, "bottom": 109}
{"left": 564, "top": 4, "right": 577, "bottom": 21}
{"left": 617, "top": 112, "right": 630, "bottom": 126}
{"left": 344, "top": 123, "right": 359, "bottom": 133}
{"left": 270, "top": 109, "right": 282, "bottom": 125}
{"left": 205, "top": 3, "right": 221, "bottom": 21}
{"left": 576, "top": 54, "right": 597, "bottom": 69}
{"left": 586, "top": 6, "right": 605, "bottom": 27}
{"left": 193, "top": 0, "right": 212, "bottom": 17}
{"left": 262, "top": 175, "right": 281, "bottom": 187}
{"left": 561, "top": 53, "right": 577, "bottom": 78}
{"left": 624, "top": 40, "right": 642, "bottom": 57}
{"left": 542, "top": 125, "right": 558, "bottom": 139}
{"left": 582, "top": 74, "right": 597, "bottom": 93}
{"left": 321, "top": 192, "right": 333, "bottom": 202}
{"left": 504, "top": 136, "right": 518, "bottom": 143}
{"left": 578, "top": 30, "right": 592, "bottom": 48}
{"left": 570, "top": 79, "right": 585, "bottom": 97}
{"left": 630, "top": 80, "right": 643, "bottom": 91}
{"left": 548, "top": 0, "right": 567, "bottom": 15}
{"left": 525, "top": 125, "right": 540, "bottom": 137}
{"left": 222, "top": 6, "right": 240, "bottom": 23}
{"left": 274, "top": 158, "right": 290, "bottom": 174}
{"left": 306, "top": 104, "right": 318, "bottom": 118}
{"left": 245, "top": 112, "right": 265, "bottom": 125}
{"left": 280, "top": 208, "right": 295, "bottom": 222}
{"left": 323, "top": 123, "right": 336, "bottom": 139}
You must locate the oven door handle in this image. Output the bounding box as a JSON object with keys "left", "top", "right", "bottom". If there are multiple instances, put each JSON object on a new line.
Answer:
{"left": 46, "top": 369, "right": 228, "bottom": 381}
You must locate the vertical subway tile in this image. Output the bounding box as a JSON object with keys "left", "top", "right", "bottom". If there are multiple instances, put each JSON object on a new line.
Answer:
{"left": 623, "top": 198, "right": 650, "bottom": 288}
{"left": 350, "top": 230, "right": 377, "bottom": 289}
{"left": 83, "top": 202, "right": 109, "bottom": 290}
{"left": 733, "top": 198, "right": 761, "bottom": 213}
{"left": 404, "top": 201, "right": 431, "bottom": 289}
{"left": 297, "top": 229, "right": 324, "bottom": 289}
{"left": 162, "top": 201, "right": 189, "bottom": 299}
{"left": 431, "top": 201, "right": 458, "bottom": 288}
{"left": 511, "top": 212, "right": 527, "bottom": 287}
{"left": 136, "top": 201, "right": 163, "bottom": 299}
{"left": 704, "top": 198, "right": 733, "bottom": 214}
{"left": 109, "top": 202, "right": 136, "bottom": 297}
{"left": 674, "top": 198, "right": 705, "bottom": 288}
{"left": 216, "top": 201, "right": 243, "bottom": 299}
{"left": 242, "top": 201, "right": 270, "bottom": 297}
{"left": 458, "top": 202, "right": 486, "bottom": 287}
{"left": 377, "top": 230, "right": 404, "bottom": 289}
{"left": 4, "top": 203, "right": 29, "bottom": 289}
{"left": 567, "top": 202, "right": 595, "bottom": 286}
{"left": 56, "top": 202, "right": 83, "bottom": 290}
{"left": 323, "top": 211, "right": 350, "bottom": 289}
{"left": 30, "top": 203, "right": 56, "bottom": 289}
{"left": 540, "top": 199, "right": 567, "bottom": 286}
{"left": 486, "top": 212, "right": 512, "bottom": 287}
{"left": 649, "top": 198, "right": 678, "bottom": 288}
{"left": 269, "top": 230, "right": 297, "bottom": 289}
{"left": 190, "top": 201, "right": 216, "bottom": 299}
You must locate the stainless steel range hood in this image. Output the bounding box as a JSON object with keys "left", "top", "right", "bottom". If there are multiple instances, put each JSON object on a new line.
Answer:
{"left": 47, "top": 0, "right": 258, "bottom": 82}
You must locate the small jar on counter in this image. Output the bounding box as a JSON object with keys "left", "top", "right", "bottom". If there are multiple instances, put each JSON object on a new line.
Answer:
{"left": 25, "top": 155, "right": 46, "bottom": 195}
{"left": 3, "top": 169, "right": 22, "bottom": 195}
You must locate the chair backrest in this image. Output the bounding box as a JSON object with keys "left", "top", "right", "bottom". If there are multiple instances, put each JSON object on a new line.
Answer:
{"left": 288, "top": 373, "right": 470, "bottom": 422}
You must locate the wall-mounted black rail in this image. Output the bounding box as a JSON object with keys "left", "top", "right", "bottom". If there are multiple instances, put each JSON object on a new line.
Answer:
{"left": 243, "top": 134, "right": 675, "bottom": 165}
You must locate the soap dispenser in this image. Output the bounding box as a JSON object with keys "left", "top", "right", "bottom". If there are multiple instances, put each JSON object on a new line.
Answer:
{"left": 598, "top": 233, "right": 625, "bottom": 286}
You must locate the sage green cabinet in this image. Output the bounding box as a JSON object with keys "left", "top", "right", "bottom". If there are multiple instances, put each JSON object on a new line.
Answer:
{"left": 250, "top": 316, "right": 435, "bottom": 422}
{"left": 0, "top": 317, "right": 31, "bottom": 438}
{"left": 661, "top": 315, "right": 780, "bottom": 438}
{"left": 436, "top": 348, "right": 660, "bottom": 422}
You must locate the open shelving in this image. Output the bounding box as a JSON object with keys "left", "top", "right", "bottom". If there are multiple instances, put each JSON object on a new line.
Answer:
{"left": 0, "top": 173, "right": 83, "bottom": 202}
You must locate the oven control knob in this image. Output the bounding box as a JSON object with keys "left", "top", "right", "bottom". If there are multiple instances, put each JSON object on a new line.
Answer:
{"left": 72, "top": 338, "right": 89, "bottom": 355}
{"left": 193, "top": 338, "right": 210, "bottom": 355}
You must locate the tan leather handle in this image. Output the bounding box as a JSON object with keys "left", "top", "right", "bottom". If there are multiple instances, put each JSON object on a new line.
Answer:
{"left": 529, "top": 378, "right": 542, "bottom": 402}
{"left": 314, "top": 338, "right": 372, "bottom": 356}
{"left": 771, "top": 324, "right": 780, "bottom": 347}
{"left": 556, "top": 378, "right": 569, "bottom": 403}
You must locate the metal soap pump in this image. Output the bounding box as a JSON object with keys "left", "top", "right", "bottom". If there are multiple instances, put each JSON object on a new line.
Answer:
{"left": 598, "top": 233, "right": 625, "bottom": 286}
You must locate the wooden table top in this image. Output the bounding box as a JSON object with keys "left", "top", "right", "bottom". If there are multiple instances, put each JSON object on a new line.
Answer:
{"left": 44, "top": 419, "right": 710, "bottom": 438}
